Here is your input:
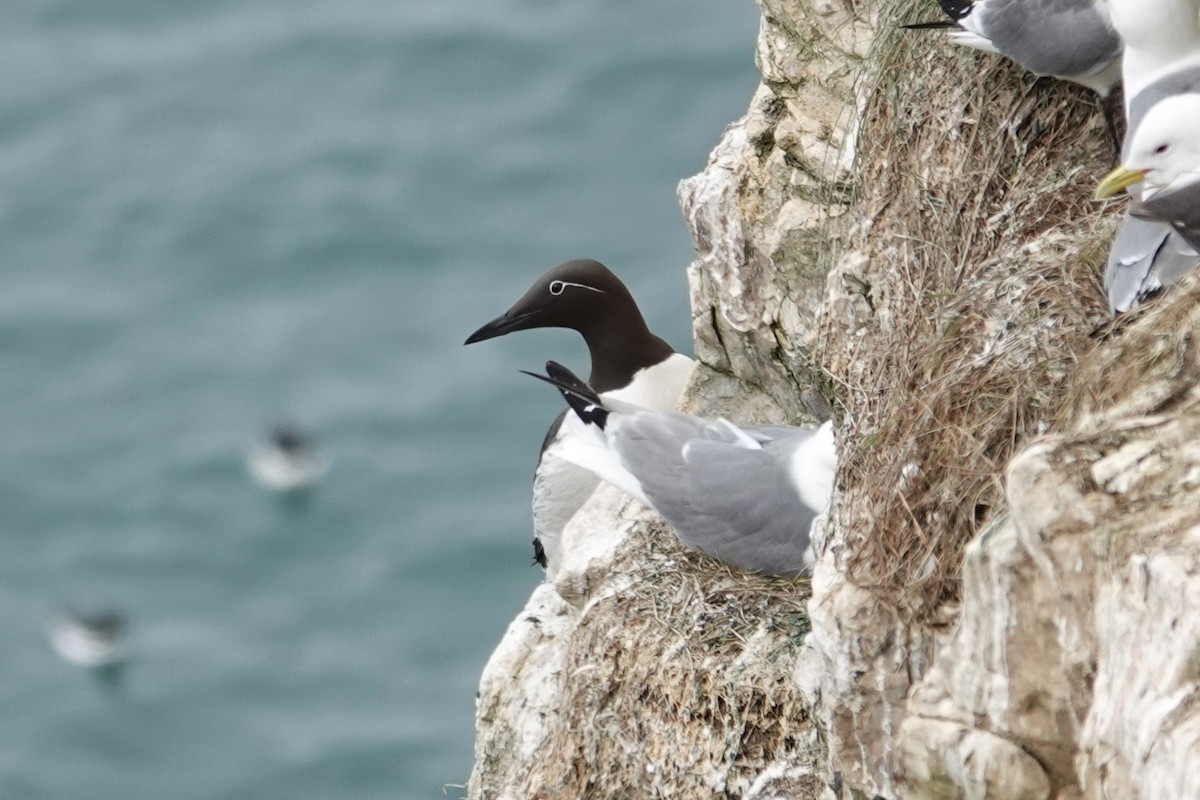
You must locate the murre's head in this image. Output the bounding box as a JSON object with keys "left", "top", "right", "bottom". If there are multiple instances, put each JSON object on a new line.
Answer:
{"left": 72, "top": 609, "right": 126, "bottom": 639}
{"left": 270, "top": 424, "right": 308, "bottom": 454}
{"left": 464, "top": 259, "right": 646, "bottom": 345}
{"left": 1097, "top": 94, "right": 1200, "bottom": 199}
{"left": 466, "top": 258, "right": 678, "bottom": 391}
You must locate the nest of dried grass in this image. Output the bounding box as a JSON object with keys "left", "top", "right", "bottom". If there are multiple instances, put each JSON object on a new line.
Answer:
{"left": 815, "top": 0, "right": 1115, "bottom": 619}
{"left": 521, "top": 518, "right": 822, "bottom": 799}
{"left": 1068, "top": 272, "right": 1200, "bottom": 429}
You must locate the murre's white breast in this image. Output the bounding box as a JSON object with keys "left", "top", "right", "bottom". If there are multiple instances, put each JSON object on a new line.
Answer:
{"left": 533, "top": 425, "right": 604, "bottom": 578}
{"left": 50, "top": 616, "right": 126, "bottom": 668}
{"left": 602, "top": 353, "right": 694, "bottom": 409}
{"left": 533, "top": 353, "right": 693, "bottom": 578}
{"left": 247, "top": 444, "right": 328, "bottom": 492}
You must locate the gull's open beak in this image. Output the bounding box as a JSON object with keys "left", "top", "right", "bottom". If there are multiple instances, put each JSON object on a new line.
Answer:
{"left": 1095, "top": 165, "right": 1149, "bottom": 200}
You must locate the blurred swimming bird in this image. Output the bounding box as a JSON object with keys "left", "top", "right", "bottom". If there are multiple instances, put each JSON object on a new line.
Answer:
{"left": 903, "top": 0, "right": 1123, "bottom": 97}
{"left": 523, "top": 361, "right": 836, "bottom": 578}
{"left": 247, "top": 424, "right": 329, "bottom": 492}
{"left": 465, "top": 259, "right": 693, "bottom": 577}
{"left": 49, "top": 609, "right": 128, "bottom": 670}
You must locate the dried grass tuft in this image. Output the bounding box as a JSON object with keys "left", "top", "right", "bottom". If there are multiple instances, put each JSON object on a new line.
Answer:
{"left": 816, "top": 2, "right": 1115, "bottom": 618}
{"left": 1067, "top": 271, "right": 1200, "bottom": 428}
{"left": 522, "top": 518, "right": 821, "bottom": 799}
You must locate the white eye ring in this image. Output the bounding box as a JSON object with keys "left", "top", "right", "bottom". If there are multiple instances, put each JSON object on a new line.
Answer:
{"left": 547, "top": 280, "right": 604, "bottom": 297}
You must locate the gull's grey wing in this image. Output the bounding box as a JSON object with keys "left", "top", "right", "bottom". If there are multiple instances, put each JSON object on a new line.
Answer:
{"left": 1134, "top": 187, "right": 1200, "bottom": 252}
{"left": 1146, "top": 232, "right": 1200, "bottom": 296}
{"left": 606, "top": 413, "right": 821, "bottom": 576}
{"left": 668, "top": 438, "right": 815, "bottom": 577}
{"left": 976, "top": 0, "right": 1120, "bottom": 78}
{"left": 1106, "top": 213, "right": 1200, "bottom": 312}
{"left": 608, "top": 410, "right": 707, "bottom": 470}
{"left": 741, "top": 424, "right": 808, "bottom": 442}
{"left": 603, "top": 409, "right": 706, "bottom": 502}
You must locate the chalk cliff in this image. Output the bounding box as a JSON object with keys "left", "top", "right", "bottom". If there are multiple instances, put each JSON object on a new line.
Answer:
{"left": 468, "top": 1, "right": 1200, "bottom": 798}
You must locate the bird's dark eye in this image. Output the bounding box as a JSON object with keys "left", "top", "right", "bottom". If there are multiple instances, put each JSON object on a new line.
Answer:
{"left": 1155, "top": 143, "right": 1171, "bottom": 155}
{"left": 549, "top": 280, "right": 565, "bottom": 295}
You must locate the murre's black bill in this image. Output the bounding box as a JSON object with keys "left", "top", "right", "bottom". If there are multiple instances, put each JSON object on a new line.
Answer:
{"left": 464, "top": 310, "right": 539, "bottom": 345}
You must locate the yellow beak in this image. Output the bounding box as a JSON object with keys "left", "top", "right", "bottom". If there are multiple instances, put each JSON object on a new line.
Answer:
{"left": 1095, "top": 165, "right": 1149, "bottom": 199}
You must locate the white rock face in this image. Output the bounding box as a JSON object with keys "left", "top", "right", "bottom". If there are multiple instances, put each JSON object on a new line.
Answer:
{"left": 1083, "top": 534, "right": 1200, "bottom": 799}
{"left": 467, "top": 487, "right": 632, "bottom": 800}
{"left": 467, "top": 0, "right": 1200, "bottom": 797}
{"left": 469, "top": 583, "right": 575, "bottom": 800}
{"left": 468, "top": 481, "right": 824, "bottom": 799}
{"left": 899, "top": 382, "right": 1200, "bottom": 799}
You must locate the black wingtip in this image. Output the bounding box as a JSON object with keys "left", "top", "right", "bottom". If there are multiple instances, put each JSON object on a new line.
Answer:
{"left": 901, "top": 19, "right": 959, "bottom": 30}
{"left": 902, "top": 0, "right": 972, "bottom": 27}
{"left": 938, "top": 0, "right": 973, "bottom": 20}
{"left": 544, "top": 361, "right": 599, "bottom": 402}
{"left": 519, "top": 368, "right": 584, "bottom": 399}
{"left": 521, "top": 362, "right": 609, "bottom": 429}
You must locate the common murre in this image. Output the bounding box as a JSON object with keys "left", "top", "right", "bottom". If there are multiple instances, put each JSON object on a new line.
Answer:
{"left": 49, "top": 608, "right": 130, "bottom": 686}
{"left": 247, "top": 424, "right": 329, "bottom": 493}
{"left": 524, "top": 361, "right": 837, "bottom": 578}
{"left": 465, "top": 259, "right": 693, "bottom": 577}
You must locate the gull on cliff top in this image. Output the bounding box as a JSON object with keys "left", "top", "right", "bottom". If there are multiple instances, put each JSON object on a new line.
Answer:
{"left": 903, "top": 0, "right": 1122, "bottom": 97}
{"left": 464, "top": 259, "right": 693, "bottom": 578}
{"left": 1097, "top": 93, "right": 1200, "bottom": 256}
{"left": 523, "top": 361, "right": 836, "bottom": 579}
{"left": 1097, "top": 0, "right": 1200, "bottom": 312}
{"left": 1110, "top": 0, "right": 1200, "bottom": 138}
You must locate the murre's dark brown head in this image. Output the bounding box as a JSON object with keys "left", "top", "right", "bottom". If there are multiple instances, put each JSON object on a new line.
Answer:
{"left": 466, "top": 259, "right": 636, "bottom": 343}
{"left": 465, "top": 259, "right": 675, "bottom": 391}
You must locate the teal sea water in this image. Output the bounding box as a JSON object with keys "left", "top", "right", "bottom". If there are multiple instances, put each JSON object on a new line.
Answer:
{"left": 0, "top": 0, "right": 759, "bottom": 796}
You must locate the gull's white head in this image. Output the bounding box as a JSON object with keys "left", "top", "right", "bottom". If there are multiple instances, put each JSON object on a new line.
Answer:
{"left": 1129, "top": 94, "right": 1200, "bottom": 192}
{"left": 1097, "top": 93, "right": 1200, "bottom": 198}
